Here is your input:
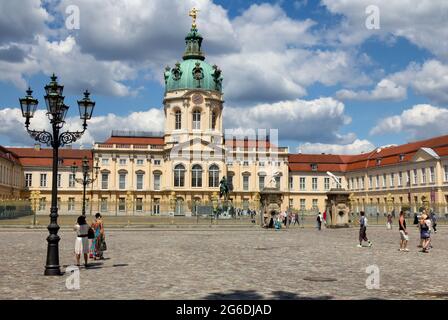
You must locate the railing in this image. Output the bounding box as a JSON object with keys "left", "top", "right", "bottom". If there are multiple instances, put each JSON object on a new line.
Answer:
{"left": 0, "top": 200, "right": 33, "bottom": 219}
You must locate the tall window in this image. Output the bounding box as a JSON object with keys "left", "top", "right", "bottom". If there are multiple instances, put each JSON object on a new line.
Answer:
{"left": 259, "top": 176, "right": 265, "bottom": 190}
{"left": 39, "top": 198, "right": 46, "bottom": 211}
{"left": 101, "top": 173, "right": 109, "bottom": 189}
{"left": 68, "top": 198, "right": 75, "bottom": 211}
{"left": 382, "top": 174, "right": 387, "bottom": 188}
{"left": 300, "top": 199, "right": 306, "bottom": 210}
{"left": 407, "top": 170, "right": 411, "bottom": 186}
{"left": 430, "top": 167, "right": 435, "bottom": 183}
{"left": 398, "top": 172, "right": 402, "bottom": 186}
{"left": 312, "top": 177, "right": 318, "bottom": 191}
{"left": 40, "top": 174, "right": 47, "bottom": 187}
{"left": 289, "top": 177, "right": 293, "bottom": 189}
{"left": 228, "top": 175, "right": 234, "bottom": 191}
{"left": 413, "top": 169, "right": 418, "bottom": 184}
{"left": 324, "top": 177, "right": 330, "bottom": 190}
{"left": 136, "top": 173, "right": 144, "bottom": 190}
{"left": 445, "top": 165, "right": 448, "bottom": 182}
{"left": 69, "top": 173, "right": 76, "bottom": 188}
{"left": 25, "top": 174, "right": 32, "bottom": 187}
{"left": 193, "top": 110, "right": 201, "bottom": 130}
{"left": 312, "top": 199, "right": 318, "bottom": 210}
{"left": 153, "top": 173, "right": 161, "bottom": 190}
{"left": 375, "top": 175, "right": 379, "bottom": 189}
{"left": 421, "top": 168, "right": 426, "bottom": 184}
{"left": 119, "top": 173, "right": 126, "bottom": 189}
{"left": 153, "top": 198, "right": 160, "bottom": 215}
{"left": 275, "top": 176, "right": 280, "bottom": 189}
{"left": 174, "top": 164, "right": 185, "bottom": 187}
{"left": 360, "top": 177, "right": 364, "bottom": 190}
{"left": 100, "top": 197, "right": 108, "bottom": 212}
{"left": 209, "top": 165, "right": 219, "bottom": 187}
{"left": 299, "top": 177, "right": 306, "bottom": 190}
{"left": 243, "top": 175, "right": 249, "bottom": 191}
{"left": 136, "top": 198, "right": 143, "bottom": 211}
{"left": 175, "top": 110, "right": 181, "bottom": 130}
{"left": 191, "top": 165, "right": 202, "bottom": 187}
{"left": 118, "top": 198, "right": 126, "bottom": 211}
{"left": 369, "top": 175, "right": 373, "bottom": 189}
{"left": 211, "top": 111, "right": 217, "bottom": 130}
{"left": 57, "top": 174, "right": 62, "bottom": 188}
{"left": 390, "top": 173, "right": 394, "bottom": 187}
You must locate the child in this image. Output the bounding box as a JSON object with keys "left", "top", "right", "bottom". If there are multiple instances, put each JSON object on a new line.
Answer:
{"left": 358, "top": 211, "right": 373, "bottom": 248}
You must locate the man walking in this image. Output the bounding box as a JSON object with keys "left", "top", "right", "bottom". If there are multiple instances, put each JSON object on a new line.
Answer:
{"left": 398, "top": 211, "right": 409, "bottom": 251}
{"left": 358, "top": 211, "right": 372, "bottom": 247}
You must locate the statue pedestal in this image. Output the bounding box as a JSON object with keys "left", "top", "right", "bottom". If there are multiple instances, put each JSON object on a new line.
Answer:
{"left": 260, "top": 187, "right": 283, "bottom": 228}
{"left": 326, "top": 189, "right": 350, "bottom": 228}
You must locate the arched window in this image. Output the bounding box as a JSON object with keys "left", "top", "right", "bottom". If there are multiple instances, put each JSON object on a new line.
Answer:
{"left": 192, "top": 164, "right": 202, "bottom": 187}
{"left": 175, "top": 110, "right": 182, "bottom": 130}
{"left": 193, "top": 110, "right": 201, "bottom": 130}
{"left": 209, "top": 164, "right": 219, "bottom": 187}
{"left": 211, "top": 111, "right": 217, "bottom": 130}
{"left": 174, "top": 164, "right": 185, "bottom": 187}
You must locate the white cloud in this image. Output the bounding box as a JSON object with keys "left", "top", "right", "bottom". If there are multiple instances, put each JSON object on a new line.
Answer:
{"left": 224, "top": 97, "right": 354, "bottom": 143}
{"left": 322, "top": 0, "right": 448, "bottom": 60}
{"left": 299, "top": 139, "right": 375, "bottom": 155}
{"left": 336, "top": 79, "right": 407, "bottom": 101}
{"left": 370, "top": 104, "right": 448, "bottom": 139}
{"left": 0, "top": 107, "right": 164, "bottom": 147}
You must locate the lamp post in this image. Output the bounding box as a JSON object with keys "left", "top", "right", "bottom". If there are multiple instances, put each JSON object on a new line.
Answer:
{"left": 71, "top": 156, "right": 100, "bottom": 216}
{"left": 20, "top": 74, "right": 95, "bottom": 276}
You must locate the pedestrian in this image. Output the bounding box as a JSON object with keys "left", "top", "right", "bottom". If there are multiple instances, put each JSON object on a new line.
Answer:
{"left": 287, "top": 211, "right": 292, "bottom": 227}
{"left": 358, "top": 211, "right": 372, "bottom": 247}
{"left": 413, "top": 212, "right": 418, "bottom": 225}
{"left": 398, "top": 211, "right": 409, "bottom": 252}
{"left": 316, "top": 212, "right": 322, "bottom": 231}
{"left": 293, "top": 212, "right": 300, "bottom": 226}
{"left": 430, "top": 211, "right": 437, "bottom": 233}
{"left": 323, "top": 210, "right": 327, "bottom": 227}
{"left": 386, "top": 213, "right": 393, "bottom": 230}
{"left": 90, "top": 213, "right": 106, "bottom": 260}
{"left": 74, "top": 215, "right": 90, "bottom": 267}
{"left": 419, "top": 212, "right": 431, "bottom": 253}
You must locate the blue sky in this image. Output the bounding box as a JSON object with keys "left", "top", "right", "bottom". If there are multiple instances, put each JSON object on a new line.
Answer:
{"left": 0, "top": 0, "right": 447, "bottom": 154}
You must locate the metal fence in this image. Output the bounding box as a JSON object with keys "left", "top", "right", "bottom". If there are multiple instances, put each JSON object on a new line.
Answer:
{"left": 0, "top": 200, "right": 33, "bottom": 220}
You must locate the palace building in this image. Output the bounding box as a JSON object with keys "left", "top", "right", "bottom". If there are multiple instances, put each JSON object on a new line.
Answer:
{"left": 4, "top": 17, "right": 448, "bottom": 217}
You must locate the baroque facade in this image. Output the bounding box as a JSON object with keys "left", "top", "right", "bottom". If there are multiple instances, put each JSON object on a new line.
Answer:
{"left": 4, "top": 20, "right": 448, "bottom": 217}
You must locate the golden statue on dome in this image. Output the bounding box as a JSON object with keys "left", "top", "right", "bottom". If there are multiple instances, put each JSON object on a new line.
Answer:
{"left": 189, "top": 7, "right": 200, "bottom": 28}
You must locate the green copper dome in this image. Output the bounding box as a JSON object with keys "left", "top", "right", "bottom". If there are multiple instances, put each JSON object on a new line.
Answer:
{"left": 164, "top": 27, "right": 223, "bottom": 93}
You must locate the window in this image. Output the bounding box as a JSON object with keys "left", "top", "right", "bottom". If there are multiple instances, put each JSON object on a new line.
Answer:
{"left": 25, "top": 174, "right": 32, "bottom": 187}
{"left": 413, "top": 169, "right": 418, "bottom": 184}
{"left": 119, "top": 173, "right": 126, "bottom": 189}
{"left": 299, "top": 177, "right": 306, "bottom": 190}
{"left": 360, "top": 177, "right": 364, "bottom": 190}
{"left": 312, "top": 199, "right": 318, "bottom": 210}
{"left": 39, "top": 197, "right": 46, "bottom": 211}
{"left": 324, "top": 177, "right": 330, "bottom": 190}
{"left": 119, "top": 159, "right": 127, "bottom": 165}
{"left": 118, "top": 198, "right": 126, "bottom": 211}
{"left": 193, "top": 110, "right": 201, "bottom": 130}
{"left": 174, "top": 164, "right": 185, "bottom": 187}
{"left": 137, "top": 159, "right": 144, "bottom": 165}
{"left": 153, "top": 199, "right": 160, "bottom": 215}
{"left": 101, "top": 173, "right": 109, "bottom": 189}
{"left": 445, "top": 165, "right": 448, "bottom": 182}
{"left": 369, "top": 175, "right": 373, "bottom": 189}
{"left": 390, "top": 173, "right": 394, "bottom": 187}
{"left": 430, "top": 167, "right": 435, "bottom": 183}
{"left": 421, "top": 168, "right": 426, "bottom": 184}
{"left": 375, "top": 175, "right": 379, "bottom": 189}
{"left": 211, "top": 111, "right": 217, "bottom": 130}
{"left": 228, "top": 175, "right": 234, "bottom": 191}
{"left": 40, "top": 174, "right": 47, "bottom": 187}
{"left": 311, "top": 164, "right": 318, "bottom": 171}
{"left": 289, "top": 177, "right": 293, "bottom": 189}
{"left": 69, "top": 174, "right": 76, "bottom": 188}
{"left": 243, "top": 175, "right": 249, "bottom": 191}
{"left": 100, "top": 198, "right": 108, "bottom": 212}
{"left": 382, "top": 174, "right": 387, "bottom": 188}
{"left": 68, "top": 198, "right": 75, "bottom": 211}
{"left": 192, "top": 165, "right": 202, "bottom": 187}
{"left": 154, "top": 160, "right": 161, "bottom": 165}
{"left": 275, "top": 176, "right": 280, "bottom": 189}
{"left": 101, "top": 158, "right": 109, "bottom": 165}
{"left": 136, "top": 198, "right": 143, "bottom": 211}
{"left": 209, "top": 165, "right": 219, "bottom": 187}
{"left": 398, "top": 172, "right": 402, "bottom": 186}
{"left": 259, "top": 161, "right": 265, "bottom": 167}
{"left": 175, "top": 110, "right": 182, "bottom": 130}
{"left": 243, "top": 161, "right": 249, "bottom": 166}
{"left": 399, "top": 154, "right": 405, "bottom": 162}
{"left": 355, "top": 178, "right": 358, "bottom": 190}
{"left": 376, "top": 158, "right": 382, "bottom": 166}
{"left": 57, "top": 174, "right": 61, "bottom": 188}
{"left": 153, "top": 173, "right": 161, "bottom": 190}
{"left": 300, "top": 199, "right": 306, "bottom": 210}
{"left": 312, "top": 177, "right": 318, "bottom": 191}
{"left": 85, "top": 198, "right": 90, "bottom": 212}
{"left": 136, "top": 173, "right": 144, "bottom": 190}
{"left": 289, "top": 199, "right": 294, "bottom": 208}
{"left": 259, "top": 176, "right": 265, "bottom": 190}
{"left": 407, "top": 170, "right": 411, "bottom": 186}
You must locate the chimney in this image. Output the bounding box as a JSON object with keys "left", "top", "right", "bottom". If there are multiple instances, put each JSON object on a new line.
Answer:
{"left": 34, "top": 143, "right": 41, "bottom": 151}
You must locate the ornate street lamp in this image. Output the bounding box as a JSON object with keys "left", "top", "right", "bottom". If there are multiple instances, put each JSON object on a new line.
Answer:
{"left": 20, "top": 74, "right": 95, "bottom": 276}
{"left": 71, "top": 156, "right": 100, "bottom": 216}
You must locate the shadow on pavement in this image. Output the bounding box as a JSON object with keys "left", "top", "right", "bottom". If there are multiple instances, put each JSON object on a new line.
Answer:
{"left": 202, "top": 290, "right": 334, "bottom": 300}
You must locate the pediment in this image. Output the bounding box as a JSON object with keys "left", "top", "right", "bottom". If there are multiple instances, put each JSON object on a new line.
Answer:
{"left": 411, "top": 147, "right": 440, "bottom": 162}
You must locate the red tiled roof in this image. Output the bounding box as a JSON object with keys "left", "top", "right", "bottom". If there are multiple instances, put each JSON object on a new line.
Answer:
{"left": 0, "top": 145, "right": 20, "bottom": 165}
{"left": 103, "top": 136, "right": 164, "bottom": 145}
{"left": 6, "top": 147, "right": 92, "bottom": 168}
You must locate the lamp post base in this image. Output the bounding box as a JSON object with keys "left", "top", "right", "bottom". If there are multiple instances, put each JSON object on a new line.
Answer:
{"left": 44, "top": 266, "right": 62, "bottom": 276}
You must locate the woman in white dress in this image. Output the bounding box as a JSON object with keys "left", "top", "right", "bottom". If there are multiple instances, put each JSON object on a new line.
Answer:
{"left": 74, "top": 215, "right": 90, "bottom": 266}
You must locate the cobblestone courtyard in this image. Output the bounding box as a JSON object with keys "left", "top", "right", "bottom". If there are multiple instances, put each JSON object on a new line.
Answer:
{"left": 1, "top": 226, "right": 447, "bottom": 300}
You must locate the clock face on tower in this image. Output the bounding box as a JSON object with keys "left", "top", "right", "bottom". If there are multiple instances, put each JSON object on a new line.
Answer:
{"left": 191, "top": 94, "right": 203, "bottom": 105}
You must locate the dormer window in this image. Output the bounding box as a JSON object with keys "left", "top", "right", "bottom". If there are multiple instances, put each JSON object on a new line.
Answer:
{"left": 376, "top": 158, "right": 382, "bottom": 166}
{"left": 311, "top": 163, "right": 318, "bottom": 171}
{"left": 399, "top": 154, "right": 405, "bottom": 162}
